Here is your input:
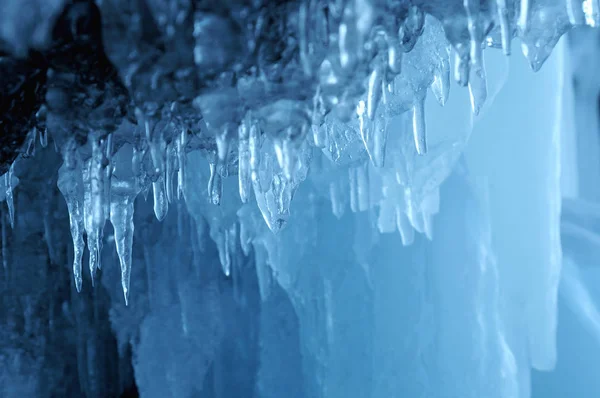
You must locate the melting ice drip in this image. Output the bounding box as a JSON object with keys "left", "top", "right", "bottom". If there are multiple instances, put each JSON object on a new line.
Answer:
{"left": 0, "top": 0, "right": 596, "bottom": 303}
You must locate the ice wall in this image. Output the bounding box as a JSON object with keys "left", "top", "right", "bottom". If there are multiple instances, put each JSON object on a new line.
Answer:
{"left": 2, "top": 0, "right": 600, "bottom": 397}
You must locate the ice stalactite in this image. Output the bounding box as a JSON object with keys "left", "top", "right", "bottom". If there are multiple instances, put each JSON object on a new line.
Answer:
{"left": 5, "top": 163, "right": 15, "bottom": 228}
{"left": 58, "top": 161, "right": 85, "bottom": 293}
{"left": 83, "top": 136, "right": 109, "bottom": 284}
{"left": 109, "top": 145, "right": 141, "bottom": 305}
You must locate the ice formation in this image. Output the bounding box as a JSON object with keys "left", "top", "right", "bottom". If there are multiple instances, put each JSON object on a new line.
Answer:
{"left": 2, "top": 0, "right": 600, "bottom": 396}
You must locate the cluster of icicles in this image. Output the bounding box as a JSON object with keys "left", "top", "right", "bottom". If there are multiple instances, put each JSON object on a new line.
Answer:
{"left": 2, "top": 0, "right": 597, "bottom": 303}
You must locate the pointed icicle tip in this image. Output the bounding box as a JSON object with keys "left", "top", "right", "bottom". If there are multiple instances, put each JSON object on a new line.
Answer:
{"left": 110, "top": 196, "right": 135, "bottom": 306}
{"left": 468, "top": 55, "right": 488, "bottom": 116}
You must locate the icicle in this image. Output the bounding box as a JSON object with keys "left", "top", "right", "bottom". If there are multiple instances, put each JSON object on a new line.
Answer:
{"left": 454, "top": 51, "right": 470, "bottom": 87}
{"left": 464, "top": 0, "right": 487, "bottom": 114}
{"left": 5, "top": 164, "right": 15, "bottom": 228}
{"left": 399, "top": 5, "right": 425, "bottom": 52}
{"left": 431, "top": 56, "right": 450, "bottom": 106}
{"left": 249, "top": 121, "right": 261, "bottom": 185}
{"left": 238, "top": 121, "right": 252, "bottom": 203}
{"left": 152, "top": 179, "right": 168, "bottom": 221}
{"left": 110, "top": 183, "right": 137, "bottom": 305}
{"left": 496, "top": 0, "right": 511, "bottom": 55}
{"left": 357, "top": 100, "right": 369, "bottom": 150}
{"left": 312, "top": 125, "right": 327, "bottom": 149}
{"left": 567, "top": 0, "right": 586, "bottom": 25}
{"left": 280, "top": 134, "right": 301, "bottom": 181}
{"left": 367, "top": 66, "right": 383, "bottom": 120}
{"left": 371, "top": 115, "right": 388, "bottom": 167}
{"left": 177, "top": 129, "right": 187, "bottom": 201}
{"left": 58, "top": 164, "right": 85, "bottom": 292}
{"left": 25, "top": 129, "right": 37, "bottom": 157}
{"left": 387, "top": 37, "right": 403, "bottom": 75}
{"left": 90, "top": 139, "right": 106, "bottom": 231}
{"left": 464, "top": 0, "right": 483, "bottom": 68}
{"left": 468, "top": 62, "right": 488, "bottom": 115}
{"left": 584, "top": 0, "right": 600, "bottom": 27}
{"left": 298, "top": 0, "right": 312, "bottom": 76}
{"left": 208, "top": 162, "right": 222, "bottom": 206}
{"left": 518, "top": 0, "right": 530, "bottom": 32}
{"left": 216, "top": 124, "right": 234, "bottom": 168}
{"left": 148, "top": 126, "right": 165, "bottom": 177}
{"left": 104, "top": 134, "right": 113, "bottom": 229}
{"left": 218, "top": 229, "right": 231, "bottom": 277}
{"left": 83, "top": 138, "right": 108, "bottom": 284}
{"left": 39, "top": 128, "right": 48, "bottom": 148}
{"left": 412, "top": 99, "right": 427, "bottom": 155}
{"left": 165, "top": 143, "right": 175, "bottom": 204}
{"left": 239, "top": 219, "right": 252, "bottom": 256}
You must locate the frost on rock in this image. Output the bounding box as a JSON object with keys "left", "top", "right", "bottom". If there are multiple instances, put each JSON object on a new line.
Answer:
{"left": 1, "top": 0, "right": 600, "bottom": 396}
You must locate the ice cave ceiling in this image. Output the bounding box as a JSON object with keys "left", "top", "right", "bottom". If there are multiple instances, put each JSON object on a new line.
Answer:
{"left": 2, "top": 0, "right": 600, "bottom": 397}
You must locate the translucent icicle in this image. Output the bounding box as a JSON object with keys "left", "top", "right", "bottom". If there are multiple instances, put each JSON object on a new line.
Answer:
{"left": 216, "top": 124, "right": 233, "bottom": 164}
{"left": 518, "top": 0, "right": 530, "bottom": 32}
{"left": 454, "top": 52, "right": 470, "bottom": 86}
{"left": 25, "top": 129, "right": 36, "bottom": 157}
{"left": 177, "top": 130, "right": 187, "bottom": 200}
{"left": 367, "top": 66, "right": 383, "bottom": 120}
{"left": 148, "top": 130, "right": 165, "bottom": 177}
{"left": 412, "top": 99, "right": 427, "bottom": 155}
{"left": 431, "top": 56, "right": 450, "bottom": 106}
{"left": 312, "top": 125, "right": 327, "bottom": 149}
{"left": 298, "top": 1, "right": 312, "bottom": 76}
{"left": 58, "top": 165, "right": 85, "bottom": 292}
{"left": 584, "top": 0, "right": 600, "bottom": 27}
{"left": 387, "top": 37, "right": 403, "bottom": 75}
{"left": 567, "top": 0, "right": 585, "bottom": 25}
{"left": 5, "top": 164, "right": 15, "bottom": 228}
{"left": 468, "top": 59, "right": 488, "bottom": 115}
{"left": 238, "top": 121, "right": 252, "bottom": 203}
{"left": 39, "top": 128, "right": 48, "bottom": 148}
{"left": 239, "top": 220, "right": 252, "bottom": 256}
{"left": 371, "top": 116, "right": 388, "bottom": 167}
{"left": 152, "top": 179, "right": 168, "bottom": 221}
{"left": 110, "top": 187, "right": 136, "bottom": 305}
{"left": 165, "top": 143, "right": 175, "bottom": 204}
{"left": 217, "top": 230, "right": 231, "bottom": 277}
{"left": 83, "top": 139, "right": 107, "bottom": 283}
{"left": 465, "top": 0, "right": 483, "bottom": 68}
{"left": 208, "top": 162, "right": 222, "bottom": 206}
{"left": 249, "top": 122, "right": 261, "bottom": 185}
{"left": 104, "top": 134, "right": 113, "bottom": 226}
{"left": 90, "top": 139, "right": 105, "bottom": 231}
{"left": 496, "top": 0, "right": 511, "bottom": 55}
{"left": 280, "top": 136, "right": 300, "bottom": 181}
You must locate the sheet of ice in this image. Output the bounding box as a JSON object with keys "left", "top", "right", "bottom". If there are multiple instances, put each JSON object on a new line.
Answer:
{"left": 465, "top": 39, "right": 565, "bottom": 372}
